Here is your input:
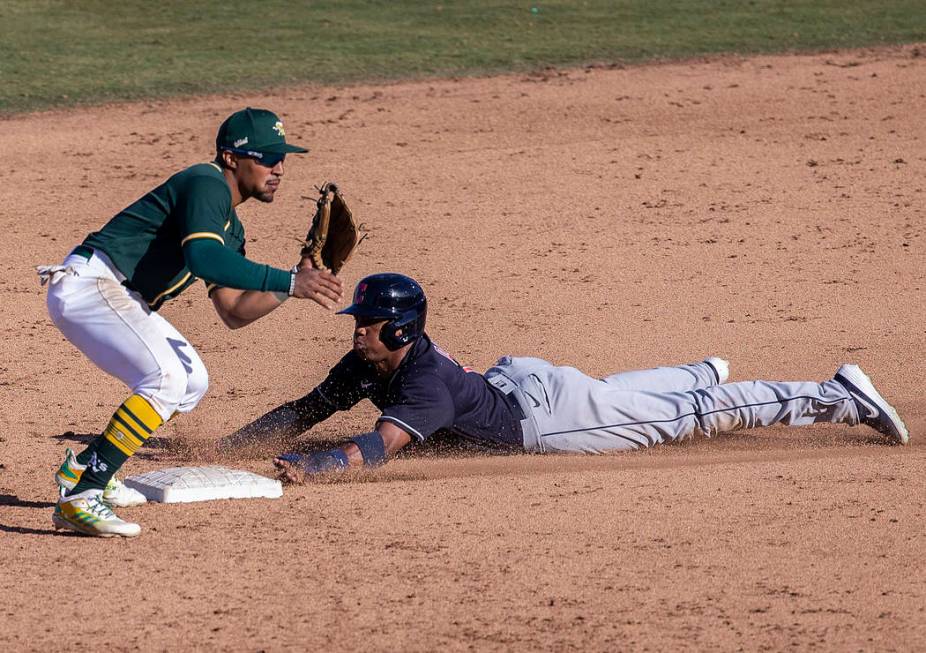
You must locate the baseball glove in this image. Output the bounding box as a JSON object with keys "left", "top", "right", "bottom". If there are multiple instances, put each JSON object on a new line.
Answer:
{"left": 300, "top": 182, "right": 363, "bottom": 275}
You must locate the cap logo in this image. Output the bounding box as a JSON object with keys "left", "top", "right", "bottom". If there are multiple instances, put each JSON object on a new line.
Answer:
{"left": 234, "top": 137, "right": 248, "bottom": 147}
{"left": 273, "top": 121, "right": 285, "bottom": 137}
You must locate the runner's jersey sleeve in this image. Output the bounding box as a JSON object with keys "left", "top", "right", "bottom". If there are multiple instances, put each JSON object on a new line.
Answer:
{"left": 316, "top": 352, "right": 378, "bottom": 411}
{"left": 315, "top": 351, "right": 457, "bottom": 441}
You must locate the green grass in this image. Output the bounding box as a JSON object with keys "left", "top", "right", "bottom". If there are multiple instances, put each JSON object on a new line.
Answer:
{"left": 1, "top": 0, "right": 923, "bottom": 114}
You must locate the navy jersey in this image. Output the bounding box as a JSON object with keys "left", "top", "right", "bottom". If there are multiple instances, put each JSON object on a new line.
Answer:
{"left": 316, "top": 335, "right": 523, "bottom": 447}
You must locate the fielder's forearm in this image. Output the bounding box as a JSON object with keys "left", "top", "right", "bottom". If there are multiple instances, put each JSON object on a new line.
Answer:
{"left": 184, "top": 238, "right": 291, "bottom": 293}
{"left": 211, "top": 287, "right": 286, "bottom": 329}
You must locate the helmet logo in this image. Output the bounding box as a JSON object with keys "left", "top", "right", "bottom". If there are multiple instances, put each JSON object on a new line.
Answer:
{"left": 355, "top": 282, "right": 367, "bottom": 304}
{"left": 273, "top": 121, "right": 285, "bottom": 137}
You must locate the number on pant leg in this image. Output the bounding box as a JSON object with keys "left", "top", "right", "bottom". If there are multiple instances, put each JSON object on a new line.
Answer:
{"left": 167, "top": 337, "right": 193, "bottom": 374}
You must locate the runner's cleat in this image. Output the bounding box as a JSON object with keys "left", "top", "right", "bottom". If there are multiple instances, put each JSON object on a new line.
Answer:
{"left": 834, "top": 364, "right": 909, "bottom": 445}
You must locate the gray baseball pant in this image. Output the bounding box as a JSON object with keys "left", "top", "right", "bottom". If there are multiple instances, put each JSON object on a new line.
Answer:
{"left": 484, "top": 356, "right": 860, "bottom": 453}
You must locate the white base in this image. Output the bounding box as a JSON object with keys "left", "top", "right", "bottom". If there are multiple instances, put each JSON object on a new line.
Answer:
{"left": 124, "top": 466, "right": 283, "bottom": 504}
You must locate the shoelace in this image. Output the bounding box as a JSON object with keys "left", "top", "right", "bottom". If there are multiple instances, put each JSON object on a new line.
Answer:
{"left": 87, "top": 496, "right": 117, "bottom": 520}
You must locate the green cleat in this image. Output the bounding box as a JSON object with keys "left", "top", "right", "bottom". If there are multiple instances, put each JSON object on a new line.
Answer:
{"left": 55, "top": 447, "right": 147, "bottom": 507}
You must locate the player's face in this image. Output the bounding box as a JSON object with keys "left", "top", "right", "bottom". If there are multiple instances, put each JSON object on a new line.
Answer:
{"left": 352, "top": 317, "right": 391, "bottom": 363}
{"left": 237, "top": 155, "right": 285, "bottom": 203}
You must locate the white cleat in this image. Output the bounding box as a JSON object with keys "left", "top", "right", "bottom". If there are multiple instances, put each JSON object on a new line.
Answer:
{"left": 834, "top": 364, "right": 909, "bottom": 445}
{"left": 53, "top": 489, "right": 141, "bottom": 538}
{"left": 55, "top": 448, "right": 147, "bottom": 507}
{"left": 706, "top": 357, "right": 730, "bottom": 384}
{"left": 101, "top": 477, "right": 148, "bottom": 507}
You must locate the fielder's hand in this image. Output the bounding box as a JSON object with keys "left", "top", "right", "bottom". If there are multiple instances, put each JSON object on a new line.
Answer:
{"left": 292, "top": 267, "right": 343, "bottom": 309}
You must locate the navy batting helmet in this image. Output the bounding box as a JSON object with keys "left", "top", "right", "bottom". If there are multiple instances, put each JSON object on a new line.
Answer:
{"left": 338, "top": 273, "right": 427, "bottom": 350}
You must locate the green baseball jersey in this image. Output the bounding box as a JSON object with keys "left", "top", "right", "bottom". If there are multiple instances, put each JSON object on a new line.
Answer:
{"left": 83, "top": 162, "right": 284, "bottom": 310}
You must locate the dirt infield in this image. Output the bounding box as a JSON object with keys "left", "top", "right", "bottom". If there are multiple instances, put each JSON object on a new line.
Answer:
{"left": 1, "top": 45, "right": 923, "bottom": 651}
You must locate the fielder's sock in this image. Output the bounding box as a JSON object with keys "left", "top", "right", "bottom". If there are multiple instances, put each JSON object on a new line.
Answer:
{"left": 69, "top": 394, "right": 163, "bottom": 494}
{"left": 74, "top": 448, "right": 91, "bottom": 466}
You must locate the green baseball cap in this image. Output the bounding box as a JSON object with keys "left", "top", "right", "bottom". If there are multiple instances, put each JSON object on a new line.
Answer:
{"left": 215, "top": 107, "right": 308, "bottom": 158}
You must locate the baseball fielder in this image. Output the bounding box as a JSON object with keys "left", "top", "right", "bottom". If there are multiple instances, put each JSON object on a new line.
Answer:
{"left": 217, "top": 273, "right": 909, "bottom": 480}
{"left": 39, "top": 108, "right": 344, "bottom": 537}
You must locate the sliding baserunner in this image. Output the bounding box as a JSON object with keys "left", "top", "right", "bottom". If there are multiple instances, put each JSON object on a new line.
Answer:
{"left": 216, "top": 273, "right": 908, "bottom": 480}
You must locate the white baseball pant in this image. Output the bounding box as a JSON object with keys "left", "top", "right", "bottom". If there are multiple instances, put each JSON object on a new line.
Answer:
{"left": 42, "top": 249, "right": 208, "bottom": 421}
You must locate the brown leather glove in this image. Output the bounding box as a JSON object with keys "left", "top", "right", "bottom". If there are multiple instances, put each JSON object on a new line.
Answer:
{"left": 300, "top": 182, "right": 363, "bottom": 275}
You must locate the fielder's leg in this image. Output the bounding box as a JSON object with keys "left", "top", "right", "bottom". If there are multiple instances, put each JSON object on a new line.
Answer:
{"left": 46, "top": 250, "right": 208, "bottom": 536}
